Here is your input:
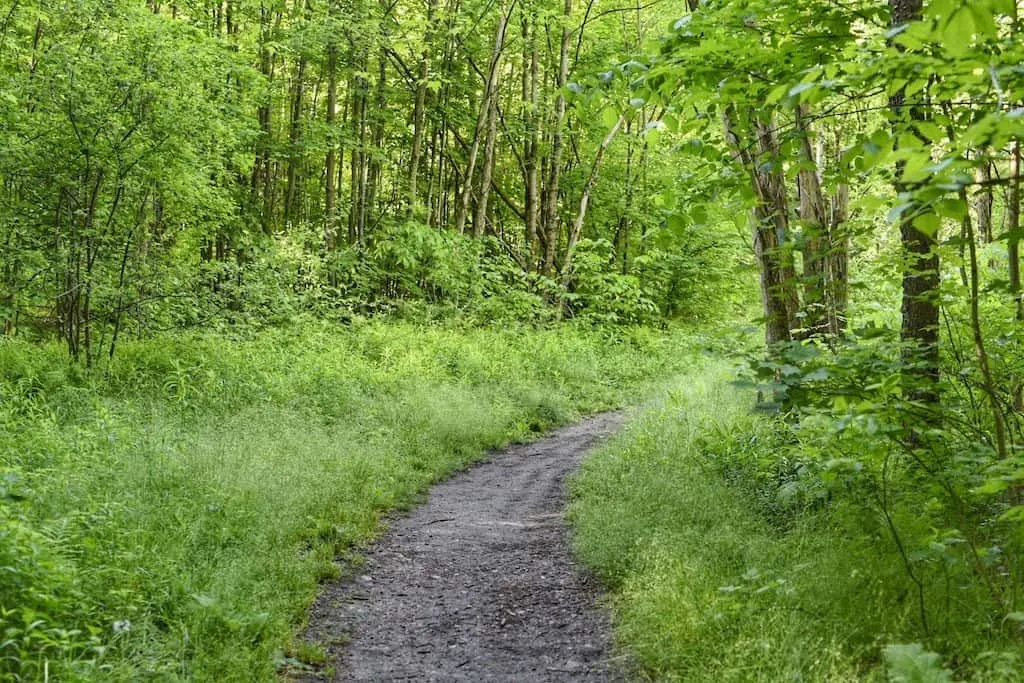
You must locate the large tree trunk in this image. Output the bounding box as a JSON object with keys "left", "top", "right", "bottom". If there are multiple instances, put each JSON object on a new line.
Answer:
{"left": 723, "top": 106, "right": 798, "bottom": 345}
{"left": 891, "top": 0, "right": 940, "bottom": 404}
{"left": 795, "top": 104, "right": 829, "bottom": 340}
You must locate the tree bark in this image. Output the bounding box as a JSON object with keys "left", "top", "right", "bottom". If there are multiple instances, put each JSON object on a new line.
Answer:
{"left": 890, "top": 0, "right": 939, "bottom": 404}
{"left": 325, "top": 0, "right": 339, "bottom": 247}
{"left": 974, "top": 157, "right": 993, "bottom": 244}
{"left": 455, "top": 5, "right": 508, "bottom": 235}
{"left": 724, "top": 106, "right": 797, "bottom": 345}
{"left": 1009, "top": 141, "right": 1022, "bottom": 409}
{"left": 541, "top": 0, "right": 572, "bottom": 276}
{"left": 408, "top": 0, "right": 436, "bottom": 212}
{"left": 561, "top": 115, "right": 625, "bottom": 290}
{"left": 795, "top": 104, "right": 829, "bottom": 340}
{"left": 522, "top": 12, "right": 541, "bottom": 267}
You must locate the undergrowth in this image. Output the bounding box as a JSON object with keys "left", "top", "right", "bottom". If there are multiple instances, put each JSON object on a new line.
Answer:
{"left": 0, "top": 318, "right": 689, "bottom": 680}
{"left": 569, "top": 359, "right": 1024, "bottom": 682}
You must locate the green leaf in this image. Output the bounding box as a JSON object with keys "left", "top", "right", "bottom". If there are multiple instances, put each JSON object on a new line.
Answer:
{"left": 974, "top": 478, "right": 1010, "bottom": 496}
{"left": 933, "top": 198, "right": 967, "bottom": 221}
{"left": 998, "top": 506, "right": 1024, "bottom": 523}
{"left": 883, "top": 643, "right": 953, "bottom": 683}
{"left": 912, "top": 213, "right": 941, "bottom": 237}
{"left": 943, "top": 9, "right": 975, "bottom": 55}
{"left": 600, "top": 107, "right": 619, "bottom": 129}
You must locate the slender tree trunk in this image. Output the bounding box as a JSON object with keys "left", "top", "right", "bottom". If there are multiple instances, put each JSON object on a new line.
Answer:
{"left": 364, "top": 48, "right": 387, "bottom": 235}
{"left": 561, "top": 115, "right": 625, "bottom": 291}
{"left": 325, "top": 0, "right": 339, "bottom": 247}
{"left": 522, "top": 11, "right": 541, "bottom": 266}
{"left": 541, "top": 0, "right": 572, "bottom": 276}
{"left": 472, "top": 67, "right": 501, "bottom": 237}
{"left": 455, "top": 6, "right": 509, "bottom": 235}
{"left": 408, "top": 0, "right": 436, "bottom": 212}
{"left": 349, "top": 62, "right": 367, "bottom": 244}
{"left": 961, "top": 186, "right": 1008, "bottom": 458}
{"left": 255, "top": 4, "right": 275, "bottom": 234}
{"left": 974, "top": 157, "right": 993, "bottom": 244}
{"left": 827, "top": 178, "right": 850, "bottom": 340}
{"left": 285, "top": 52, "right": 308, "bottom": 227}
{"left": 1009, "top": 141, "right": 1022, "bottom": 409}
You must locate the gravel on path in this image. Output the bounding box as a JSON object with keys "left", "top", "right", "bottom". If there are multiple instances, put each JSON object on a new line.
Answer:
{"left": 301, "top": 412, "right": 630, "bottom": 682}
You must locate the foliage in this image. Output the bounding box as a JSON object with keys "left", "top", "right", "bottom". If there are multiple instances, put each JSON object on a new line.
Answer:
{"left": 570, "top": 361, "right": 1024, "bottom": 681}
{"left": 0, "top": 320, "right": 692, "bottom": 680}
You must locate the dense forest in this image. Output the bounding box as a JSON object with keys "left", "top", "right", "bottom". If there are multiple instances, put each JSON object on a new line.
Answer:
{"left": 0, "top": 0, "right": 745, "bottom": 355}
{"left": 2, "top": 0, "right": 1024, "bottom": 679}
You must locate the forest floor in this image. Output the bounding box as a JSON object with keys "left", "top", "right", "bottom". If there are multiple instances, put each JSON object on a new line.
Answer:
{"left": 300, "top": 412, "right": 630, "bottom": 682}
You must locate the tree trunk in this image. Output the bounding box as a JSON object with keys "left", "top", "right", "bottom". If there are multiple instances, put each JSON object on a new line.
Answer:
{"left": 325, "top": 0, "right": 339, "bottom": 247}
{"left": 974, "top": 157, "right": 993, "bottom": 244}
{"left": 408, "top": 0, "right": 436, "bottom": 212}
{"left": 827, "top": 178, "right": 850, "bottom": 340}
{"left": 561, "top": 115, "right": 625, "bottom": 291}
{"left": 454, "top": 6, "right": 508, "bottom": 235}
{"left": 1009, "top": 141, "right": 1022, "bottom": 409}
{"left": 795, "top": 104, "right": 829, "bottom": 339}
{"left": 285, "top": 52, "right": 307, "bottom": 227}
{"left": 890, "top": 0, "right": 940, "bottom": 404}
{"left": 522, "top": 11, "right": 541, "bottom": 266}
{"left": 541, "top": 0, "right": 572, "bottom": 277}
{"left": 723, "top": 106, "right": 797, "bottom": 345}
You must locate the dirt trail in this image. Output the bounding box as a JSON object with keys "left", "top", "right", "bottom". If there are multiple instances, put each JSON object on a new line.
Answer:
{"left": 302, "top": 412, "right": 629, "bottom": 681}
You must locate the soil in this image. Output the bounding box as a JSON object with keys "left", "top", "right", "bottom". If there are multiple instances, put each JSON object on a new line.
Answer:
{"left": 301, "top": 412, "right": 630, "bottom": 682}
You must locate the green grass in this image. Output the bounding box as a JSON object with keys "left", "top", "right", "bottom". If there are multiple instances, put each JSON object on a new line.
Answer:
{"left": 0, "top": 319, "right": 690, "bottom": 681}
{"left": 568, "top": 359, "right": 1024, "bottom": 682}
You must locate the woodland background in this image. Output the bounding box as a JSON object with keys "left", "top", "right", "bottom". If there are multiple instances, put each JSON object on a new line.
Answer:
{"left": 3, "top": 0, "right": 1024, "bottom": 680}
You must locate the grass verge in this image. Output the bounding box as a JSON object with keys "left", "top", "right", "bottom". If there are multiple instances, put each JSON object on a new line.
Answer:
{"left": 569, "top": 358, "right": 1024, "bottom": 682}
{"left": 1, "top": 319, "right": 689, "bottom": 681}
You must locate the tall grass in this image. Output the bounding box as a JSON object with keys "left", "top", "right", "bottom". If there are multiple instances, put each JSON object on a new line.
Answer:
{"left": 0, "top": 319, "right": 689, "bottom": 680}
{"left": 569, "top": 360, "right": 1023, "bottom": 681}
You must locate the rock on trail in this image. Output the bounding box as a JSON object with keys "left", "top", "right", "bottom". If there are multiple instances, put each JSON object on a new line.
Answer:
{"left": 302, "top": 412, "right": 629, "bottom": 682}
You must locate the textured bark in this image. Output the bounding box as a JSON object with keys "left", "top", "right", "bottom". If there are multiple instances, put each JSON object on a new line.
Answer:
{"left": 254, "top": 4, "right": 276, "bottom": 235}
{"left": 890, "top": 0, "right": 939, "bottom": 403}
{"left": 795, "top": 105, "right": 829, "bottom": 339}
{"left": 1009, "top": 142, "right": 1022, "bottom": 410}
{"left": 472, "top": 17, "right": 504, "bottom": 238}
{"left": 284, "top": 51, "right": 307, "bottom": 226}
{"left": 827, "top": 179, "right": 850, "bottom": 340}
{"left": 325, "top": 38, "right": 338, "bottom": 246}
{"left": 724, "top": 107, "right": 797, "bottom": 345}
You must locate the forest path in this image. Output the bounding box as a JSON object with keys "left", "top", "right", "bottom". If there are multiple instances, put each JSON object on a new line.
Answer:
{"left": 302, "top": 412, "right": 629, "bottom": 682}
